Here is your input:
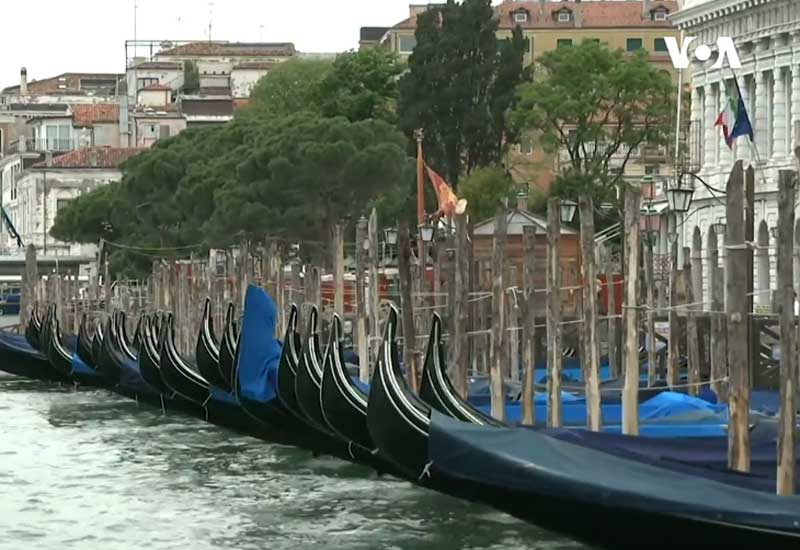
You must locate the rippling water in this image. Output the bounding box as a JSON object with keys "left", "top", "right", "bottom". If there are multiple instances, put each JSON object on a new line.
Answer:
{"left": 0, "top": 374, "right": 589, "bottom": 550}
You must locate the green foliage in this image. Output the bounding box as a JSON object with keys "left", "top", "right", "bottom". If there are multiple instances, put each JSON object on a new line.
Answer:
{"left": 247, "top": 58, "right": 333, "bottom": 117}
{"left": 318, "top": 49, "right": 403, "bottom": 123}
{"left": 52, "top": 114, "right": 413, "bottom": 276}
{"left": 398, "top": 0, "right": 527, "bottom": 187}
{"left": 459, "top": 166, "right": 518, "bottom": 223}
{"left": 512, "top": 40, "right": 674, "bottom": 198}
{"left": 183, "top": 60, "right": 199, "bottom": 93}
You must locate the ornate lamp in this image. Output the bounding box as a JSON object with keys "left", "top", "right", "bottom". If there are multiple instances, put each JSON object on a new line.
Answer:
{"left": 560, "top": 199, "right": 578, "bottom": 224}
{"left": 639, "top": 205, "right": 662, "bottom": 234}
{"left": 664, "top": 178, "right": 694, "bottom": 213}
{"left": 419, "top": 224, "right": 435, "bottom": 243}
{"left": 711, "top": 217, "right": 726, "bottom": 235}
{"left": 384, "top": 226, "right": 399, "bottom": 246}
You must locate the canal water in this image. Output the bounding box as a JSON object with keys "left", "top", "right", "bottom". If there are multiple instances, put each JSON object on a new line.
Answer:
{"left": 0, "top": 374, "right": 590, "bottom": 550}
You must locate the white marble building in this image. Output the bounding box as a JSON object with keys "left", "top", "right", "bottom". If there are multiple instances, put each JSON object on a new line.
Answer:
{"left": 665, "top": 0, "right": 800, "bottom": 306}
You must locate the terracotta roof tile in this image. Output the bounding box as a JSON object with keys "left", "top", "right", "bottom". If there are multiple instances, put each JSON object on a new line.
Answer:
{"left": 2, "top": 72, "right": 123, "bottom": 96}
{"left": 133, "top": 61, "right": 183, "bottom": 70}
{"left": 70, "top": 104, "right": 119, "bottom": 127}
{"left": 392, "top": 1, "right": 679, "bottom": 30}
{"left": 232, "top": 62, "right": 276, "bottom": 70}
{"left": 34, "top": 147, "right": 144, "bottom": 169}
{"left": 157, "top": 42, "right": 296, "bottom": 58}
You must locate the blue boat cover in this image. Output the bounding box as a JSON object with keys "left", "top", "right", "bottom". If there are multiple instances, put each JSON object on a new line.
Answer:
{"left": 71, "top": 354, "right": 101, "bottom": 379}
{"left": 210, "top": 385, "right": 240, "bottom": 405}
{"left": 119, "top": 356, "right": 159, "bottom": 397}
{"left": 0, "top": 330, "right": 45, "bottom": 359}
{"left": 428, "top": 411, "right": 800, "bottom": 528}
{"left": 237, "top": 285, "right": 283, "bottom": 403}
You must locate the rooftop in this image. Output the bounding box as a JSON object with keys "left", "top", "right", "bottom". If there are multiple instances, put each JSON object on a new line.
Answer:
{"left": 181, "top": 98, "right": 234, "bottom": 118}
{"left": 141, "top": 83, "right": 173, "bottom": 92}
{"left": 6, "top": 103, "right": 70, "bottom": 113}
{"left": 233, "top": 62, "right": 277, "bottom": 70}
{"left": 392, "top": 0, "right": 678, "bottom": 30}
{"left": 360, "top": 27, "right": 390, "bottom": 42}
{"left": 2, "top": 72, "right": 123, "bottom": 96}
{"left": 70, "top": 103, "right": 120, "bottom": 127}
{"left": 157, "top": 41, "right": 296, "bottom": 58}
{"left": 34, "top": 147, "right": 144, "bottom": 169}
{"left": 132, "top": 61, "right": 183, "bottom": 70}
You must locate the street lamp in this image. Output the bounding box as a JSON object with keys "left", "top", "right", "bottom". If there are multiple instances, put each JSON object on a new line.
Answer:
{"left": 664, "top": 179, "right": 694, "bottom": 214}
{"left": 560, "top": 199, "right": 578, "bottom": 224}
{"left": 770, "top": 226, "right": 779, "bottom": 239}
{"left": 711, "top": 217, "right": 726, "bottom": 235}
{"left": 384, "top": 226, "right": 399, "bottom": 246}
{"left": 639, "top": 205, "right": 662, "bottom": 234}
{"left": 641, "top": 175, "right": 656, "bottom": 201}
{"left": 419, "top": 223, "right": 435, "bottom": 243}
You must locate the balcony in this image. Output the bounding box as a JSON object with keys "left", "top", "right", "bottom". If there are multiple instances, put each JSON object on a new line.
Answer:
{"left": 4, "top": 137, "right": 77, "bottom": 155}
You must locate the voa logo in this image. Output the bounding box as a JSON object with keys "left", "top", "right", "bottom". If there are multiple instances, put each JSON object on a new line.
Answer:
{"left": 664, "top": 36, "right": 742, "bottom": 70}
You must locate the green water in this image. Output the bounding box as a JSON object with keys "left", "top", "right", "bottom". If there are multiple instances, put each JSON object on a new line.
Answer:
{"left": 0, "top": 374, "right": 589, "bottom": 550}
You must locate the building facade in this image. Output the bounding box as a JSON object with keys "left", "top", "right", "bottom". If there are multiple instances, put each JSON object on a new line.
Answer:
{"left": 668, "top": 0, "right": 800, "bottom": 305}
{"left": 376, "top": 0, "right": 682, "bottom": 193}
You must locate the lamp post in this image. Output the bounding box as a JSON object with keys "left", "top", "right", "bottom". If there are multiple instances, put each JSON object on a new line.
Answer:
{"left": 419, "top": 223, "right": 435, "bottom": 244}
{"left": 560, "top": 199, "right": 578, "bottom": 225}
{"left": 664, "top": 178, "right": 694, "bottom": 266}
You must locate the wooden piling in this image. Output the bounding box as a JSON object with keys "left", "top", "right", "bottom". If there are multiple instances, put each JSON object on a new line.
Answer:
{"left": 605, "top": 259, "right": 620, "bottom": 378}
{"left": 398, "top": 220, "right": 419, "bottom": 392}
{"left": 368, "top": 209, "right": 381, "bottom": 360}
{"left": 776, "top": 169, "right": 796, "bottom": 496}
{"left": 726, "top": 161, "right": 750, "bottom": 473}
{"left": 333, "top": 223, "right": 345, "bottom": 316}
{"left": 546, "top": 198, "right": 562, "bottom": 428}
{"left": 355, "top": 217, "right": 370, "bottom": 382}
{"left": 579, "top": 197, "right": 602, "bottom": 431}
{"left": 668, "top": 239, "right": 680, "bottom": 388}
{"left": 521, "top": 226, "right": 537, "bottom": 426}
{"left": 708, "top": 227, "right": 728, "bottom": 402}
{"left": 622, "top": 188, "right": 641, "bottom": 436}
{"left": 684, "top": 249, "right": 701, "bottom": 397}
{"left": 490, "top": 206, "right": 507, "bottom": 422}
{"left": 643, "top": 240, "right": 658, "bottom": 388}
{"left": 452, "top": 212, "right": 469, "bottom": 397}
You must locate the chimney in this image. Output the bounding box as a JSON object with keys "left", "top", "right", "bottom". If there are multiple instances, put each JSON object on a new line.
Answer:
{"left": 643, "top": 0, "right": 651, "bottom": 17}
{"left": 574, "top": 3, "right": 583, "bottom": 27}
{"left": 88, "top": 149, "right": 98, "bottom": 168}
{"left": 516, "top": 191, "right": 528, "bottom": 212}
{"left": 20, "top": 67, "right": 28, "bottom": 96}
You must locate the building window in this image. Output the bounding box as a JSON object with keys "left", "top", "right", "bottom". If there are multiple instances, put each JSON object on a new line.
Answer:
{"left": 645, "top": 165, "right": 659, "bottom": 176}
{"left": 513, "top": 11, "right": 528, "bottom": 23}
{"left": 137, "top": 77, "right": 158, "bottom": 90}
{"left": 557, "top": 38, "right": 573, "bottom": 49}
{"left": 557, "top": 11, "right": 571, "bottom": 23}
{"left": 519, "top": 136, "right": 534, "bottom": 155}
{"left": 653, "top": 10, "right": 668, "bottom": 21}
{"left": 654, "top": 38, "right": 668, "bottom": 53}
{"left": 398, "top": 35, "right": 417, "bottom": 54}
{"left": 626, "top": 38, "right": 643, "bottom": 52}
{"left": 159, "top": 125, "right": 171, "bottom": 139}
{"left": 56, "top": 198, "right": 71, "bottom": 212}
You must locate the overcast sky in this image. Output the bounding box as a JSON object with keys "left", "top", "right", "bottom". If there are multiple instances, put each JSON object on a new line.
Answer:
{"left": 0, "top": 0, "right": 468, "bottom": 89}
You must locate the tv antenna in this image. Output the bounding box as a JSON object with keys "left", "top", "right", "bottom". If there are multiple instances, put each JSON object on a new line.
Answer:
{"left": 207, "top": 1, "right": 214, "bottom": 42}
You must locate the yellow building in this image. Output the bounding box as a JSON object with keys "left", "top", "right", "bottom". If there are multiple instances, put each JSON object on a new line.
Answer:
{"left": 380, "top": 0, "right": 681, "bottom": 193}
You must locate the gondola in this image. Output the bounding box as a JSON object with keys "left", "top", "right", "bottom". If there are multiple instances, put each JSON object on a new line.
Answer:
{"left": 44, "top": 306, "right": 105, "bottom": 387}
{"left": 77, "top": 314, "right": 97, "bottom": 370}
{"left": 24, "top": 303, "right": 42, "bottom": 350}
{"left": 95, "top": 316, "right": 122, "bottom": 383}
{"left": 91, "top": 320, "right": 104, "bottom": 370}
{"left": 138, "top": 314, "right": 172, "bottom": 395}
{"left": 0, "top": 305, "right": 65, "bottom": 382}
{"left": 158, "top": 313, "right": 212, "bottom": 405}
{"left": 116, "top": 311, "right": 138, "bottom": 362}
{"left": 195, "top": 297, "right": 231, "bottom": 391}
{"left": 217, "top": 303, "right": 238, "bottom": 390}
{"left": 366, "top": 306, "right": 433, "bottom": 480}
{"left": 419, "top": 313, "right": 504, "bottom": 427}
{"left": 319, "top": 314, "right": 376, "bottom": 452}
{"left": 294, "top": 307, "right": 337, "bottom": 433}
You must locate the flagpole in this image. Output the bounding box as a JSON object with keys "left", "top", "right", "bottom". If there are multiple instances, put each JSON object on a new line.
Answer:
{"left": 415, "top": 128, "right": 426, "bottom": 263}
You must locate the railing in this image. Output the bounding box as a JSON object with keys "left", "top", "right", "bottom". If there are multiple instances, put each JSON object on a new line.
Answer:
{"left": 3, "top": 137, "right": 77, "bottom": 155}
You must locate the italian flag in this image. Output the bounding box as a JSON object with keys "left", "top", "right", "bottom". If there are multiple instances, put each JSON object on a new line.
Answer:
{"left": 715, "top": 78, "right": 753, "bottom": 150}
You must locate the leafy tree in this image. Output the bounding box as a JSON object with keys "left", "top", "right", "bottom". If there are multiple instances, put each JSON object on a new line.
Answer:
{"left": 512, "top": 40, "right": 674, "bottom": 203}
{"left": 183, "top": 61, "right": 200, "bottom": 93}
{"left": 459, "top": 166, "right": 518, "bottom": 223}
{"left": 247, "top": 58, "right": 333, "bottom": 117}
{"left": 398, "top": 0, "right": 527, "bottom": 187}
{"left": 318, "top": 49, "right": 403, "bottom": 124}
{"left": 52, "top": 114, "right": 413, "bottom": 275}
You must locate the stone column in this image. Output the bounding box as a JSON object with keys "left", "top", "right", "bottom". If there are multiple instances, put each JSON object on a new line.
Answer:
{"left": 691, "top": 86, "right": 703, "bottom": 167}
{"left": 754, "top": 70, "right": 769, "bottom": 160}
{"left": 773, "top": 67, "right": 787, "bottom": 160}
{"left": 791, "top": 64, "right": 800, "bottom": 154}
{"left": 704, "top": 83, "right": 717, "bottom": 168}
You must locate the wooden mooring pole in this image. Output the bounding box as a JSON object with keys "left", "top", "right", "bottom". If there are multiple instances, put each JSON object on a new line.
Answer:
{"left": 355, "top": 216, "right": 370, "bottom": 382}
{"left": 726, "top": 161, "right": 750, "bottom": 473}
{"left": 452, "top": 212, "right": 469, "bottom": 398}
{"left": 546, "top": 198, "right": 562, "bottom": 428}
{"left": 579, "top": 197, "right": 601, "bottom": 431}
{"left": 490, "top": 206, "right": 507, "bottom": 422}
{"left": 622, "top": 188, "right": 641, "bottom": 436}
{"left": 333, "top": 223, "right": 345, "bottom": 316}
{"left": 398, "top": 220, "right": 418, "bottom": 393}
{"left": 776, "top": 169, "right": 797, "bottom": 496}
{"left": 521, "top": 225, "right": 536, "bottom": 425}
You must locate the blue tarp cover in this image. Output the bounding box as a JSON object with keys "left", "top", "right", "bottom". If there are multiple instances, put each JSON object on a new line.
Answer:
{"left": 0, "top": 331, "right": 45, "bottom": 359}
{"left": 428, "top": 411, "right": 800, "bottom": 529}
{"left": 236, "top": 285, "right": 283, "bottom": 403}
{"left": 119, "top": 356, "right": 159, "bottom": 397}
{"left": 70, "top": 354, "right": 100, "bottom": 378}
{"left": 210, "top": 385, "right": 239, "bottom": 405}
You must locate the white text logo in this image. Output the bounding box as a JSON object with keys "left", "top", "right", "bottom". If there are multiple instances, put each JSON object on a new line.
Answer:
{"left": 664, "top": 37, "right": 742, "bottom": 70}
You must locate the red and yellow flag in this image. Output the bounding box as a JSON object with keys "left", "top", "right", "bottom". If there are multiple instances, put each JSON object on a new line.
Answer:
{"left": 426, "top": 164, "right": 467, "bottom": 219}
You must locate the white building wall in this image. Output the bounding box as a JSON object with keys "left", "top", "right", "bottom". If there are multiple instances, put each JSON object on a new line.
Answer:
{"left": 231, "top": 68, "right": 268, "bottom": 98}
{"left": 671, "top": 0, "right": 800, "bottom": 308}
